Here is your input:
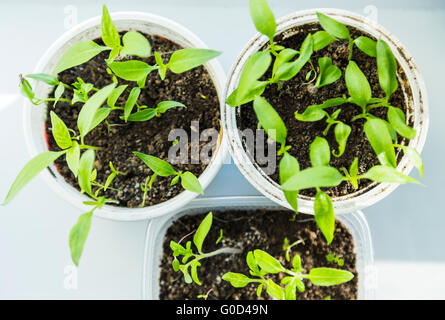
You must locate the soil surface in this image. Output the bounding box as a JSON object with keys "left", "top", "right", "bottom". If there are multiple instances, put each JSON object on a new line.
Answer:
{"left": 46, "top": 33, "right": 220, "bottom": 208}
{"left": 238, "top": 23, "right": 411, "bottom": 198}
{"left": 159, "top": 210, "right": 358, "bottom": 300}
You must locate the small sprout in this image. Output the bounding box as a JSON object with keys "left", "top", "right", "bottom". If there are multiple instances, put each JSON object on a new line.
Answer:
{"left": 170, "top": 212, "right": 241, "bottom": 285}
{"left": 216, "top": 229, "right": 224, "bottom": 245}
{"left": 133, "top": 152, "right": 204, "bottom": 195}
{"left": 326, "top": 253, "right": 344, "bottom": 267}
{"left": 282, "top": 237, "right": 304, "bottom": 262}
{"left": 223, "top": 247, "right": 354, "bottom": 300}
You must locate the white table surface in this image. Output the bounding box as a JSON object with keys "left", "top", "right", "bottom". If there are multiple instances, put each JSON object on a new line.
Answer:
{"left": 1, "top": 0, "right": 444, "bottom": 299}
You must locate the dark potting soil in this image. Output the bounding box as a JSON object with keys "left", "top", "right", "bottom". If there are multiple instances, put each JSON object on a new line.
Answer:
{"left": 159, "top": 210, "right": 358, "bottom": 300}
{"left": 238, "top": 23, "right": 412, "bottom": 198}
{"left": 45, "top": 34, "right": 220, "bottom": 208}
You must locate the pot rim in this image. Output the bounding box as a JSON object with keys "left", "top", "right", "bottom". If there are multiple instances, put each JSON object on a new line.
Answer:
{"left": 222, "top": 8, "right": 429, "bottom": 215}
{"left": 23, "top": 11, "right": 227, "bottom": 221}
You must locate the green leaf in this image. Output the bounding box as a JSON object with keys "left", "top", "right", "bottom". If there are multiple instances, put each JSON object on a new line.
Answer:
{"left": 253, "top": 96, "right": 287, "bottom": 145}
{"left": 295, "top": 106, "right": 326, "bottom": 122}
{"left": 266, "top": 279, "right": 285, "bottom": 300}
{"left": 246, "top": 251, "right": 261, "bottom": 275}
{"left": 20, "top": 78, "right": 35, "bottom": 102}
{"left": 25, "top": 73, "right": 59, "bottom": 85}
{"left": 254, "top": 250, "right": 284, "bottom": 274}
{"left": 90, "top": 107, "right": 111, "bottom": 132}
{"left": 345, "top": 61, "right": 371, "bottom": 107}
{"left": 120, "top": 31, "right": 151, "bottom": 58}
{"left": 402, "top": 147, "right": 424, "bottom": 178}
{"left": 126, "top": 108, "right": 157, "bottom": 122}
{"left": 226, "top": 51, "right": 271, "bottom": 106}
{"left": 282, "top": 166, "right": 344, "bottom": 191}
{"left": 222, "top": 272, "right": 255, "bottom": 288}
{"left": 101, "top": 5, "right": 120, "bottom": 49}
{"left": 2, "top": 151, "right": 66, "bottom": 205}
{"left": 376, "top": 39, "right": 398, "bottom": 98}
{"left": 78, "top": 83, "right": 116, "bottom": 139}
{"left": 78, "top": 149, "right": 95, "bottom": 196}
{"left": 109, "top": 60, "right": 156, "bottom": 81}
{"left": 167, "top": 49, "right": 221, "bottom": 74}
{"left": 279, "top": 153, "right": 300, "bottom": 212}
{"left": 190, "top": 260, "right": 202, "bottom": 285}
{"left": 193, "top": 212, "right": 212, "bottom": 253}
{"left": 172, "top": 258, "right": 180, "bottom": 272}
{"left": 133, "top": 152, "right": 176, "bottom": 177}
{"left": 310, "top": 137, "right": 330, "bottom": 167}
{"left": 156, "top": 101, "right": 186, "bottom": 114}
{"left": 360, "top": 165, "right": 420, "bottom": 184}
{"left": 317, "top": 12, "right": 350, "bottom": 39}
{"left": 274, "top": 34, "right": 313, "bottom": 81}
{"left": 314, "top": 190, "right": 335, "bottom": 245}
{"left": 313, "top": 31, "right": 337, "bottom": 51}
{"left": 249, "top": 0, "right": 276, "bottom": 40}
{"left": 272, "top": 48, "right": 298, "bottom": 76}
{"left": 387, "top": 107, "right": 416, "bottom": 139}
{"left": 53, "top": 82, "right": 65, "bottom": 108}
{"left": 364, "top": 118, "right": 397, "bottom": 167}
{"left": 107, "top": 84, "right": 128, "bottom": 107}
{"left": 181, "top": 171, "right": 204, "bottom": 195}
{"left": 292, "top": 255, "right": 302, "bottom": 271}
{"left": 54, "top": 41, "right": 109, "bottom": 74}
{"left": 308, "top": 267, "right": 354, "bottom": 286}
{"left": 124, "top": 87, "right": 141, "bottom": 121}
{"left": 50, "top": 111, "right": 72, "bottom": 149}
{"left": 284, "top": 278, "right": 298, "bottom": 300}
{"left": 69, "top": 210, "right": 93, "bottom": 266}
{"left": 333, "top": 122, "right": 351, "bottom": 157}
{"left": 316, "top": 57, "right": 341, "bottom": 88}
{"left": 66, "top": 141, "right": 81, "bottom": 178}
{"left": 354, "top": 36, "right": 377, "bottom": 57}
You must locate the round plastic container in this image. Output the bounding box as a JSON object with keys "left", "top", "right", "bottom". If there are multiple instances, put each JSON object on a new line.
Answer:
{"left": 23, "top": 12, "right": 227, "bottom": 221}
{"left": 142, "top": 196, "right": 376, "bottom": 300}
{"left": 222, "top": 8, "right": 429, "bottom": 215}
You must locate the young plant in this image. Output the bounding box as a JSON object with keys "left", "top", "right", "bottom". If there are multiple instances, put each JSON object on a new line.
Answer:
{"left": 282, "top": 237, "right": 303, "bottom": 262}
{"left": 315, "top": 57, "right": 342, "bottom": 88}
{"left": 326, "top": 253, "right": 344, "bottom": 267}
{"left": 315, "top": 12, "right": 378, "bottom": 60}
{"left": 222, "top": 248, "right": 354, "bottom": 300}
{"left": 133, "top": 152, "right": 204, "bottom": 195}
{"left": 226, "top": 0, "right": 314, "bottom": 107}
{"left": 170, "top": 212, "right": 241, "bottom": 285}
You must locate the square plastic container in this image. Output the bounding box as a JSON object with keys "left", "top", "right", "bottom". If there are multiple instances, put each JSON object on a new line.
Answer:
{"left": 141, "top": 196, "right": 376, "bottom": 300}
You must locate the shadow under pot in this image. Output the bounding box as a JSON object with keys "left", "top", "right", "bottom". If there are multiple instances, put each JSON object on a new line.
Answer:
{"left": 23, "top": 11, "right": 227, "bottom": 221}
{"left": 143, "top": 196, "right": 375, "bottom": 300}
{"left": 223, "top": 9, "right": 428, "bottom": 216}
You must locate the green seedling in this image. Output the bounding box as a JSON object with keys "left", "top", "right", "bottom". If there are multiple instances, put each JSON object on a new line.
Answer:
{"left": 91, "top": 161, "right": 126, "bottom": 197}
{"left": 226, "top": 0, "right": 314, "bottom": 107}
{"left": 315, "top": 57, "right": 342, "bottom": 88}
{"left": 250, "top": 96, "right": 419, "bottom": 243}
{"left": 282, "top": 237, "right": 304, "bottom": 262}
{"left": 170, "top": 212, "right": 241, "bottom": 285}
{"left": 326, "top": 253, "right": 344, "bottom": 267}
{"left": 222, "top": 248, "right": 354, "bottom": 300}
{"left": 133, "top": 152, "right": 204, "bottom": 195}
{"left": 215, "top": 229, "right": 224, "bottom": 245}
{"left": 315, "top": 12, "right": 378, "bottom": 60}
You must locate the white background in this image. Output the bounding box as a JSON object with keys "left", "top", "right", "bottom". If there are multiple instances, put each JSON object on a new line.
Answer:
{"left": 0, "top": 0, "right": 444, "bottom": 299}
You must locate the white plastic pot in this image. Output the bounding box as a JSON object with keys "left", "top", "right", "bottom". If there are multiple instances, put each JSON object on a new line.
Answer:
{"left": 23, "top": 12, "right": 227, "bottom": 221}
{"left": 142, "top": 196, "right": 376, "bottom": 300}
{"left": 223, "top": 8, "right": 429, "bottom": 215}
